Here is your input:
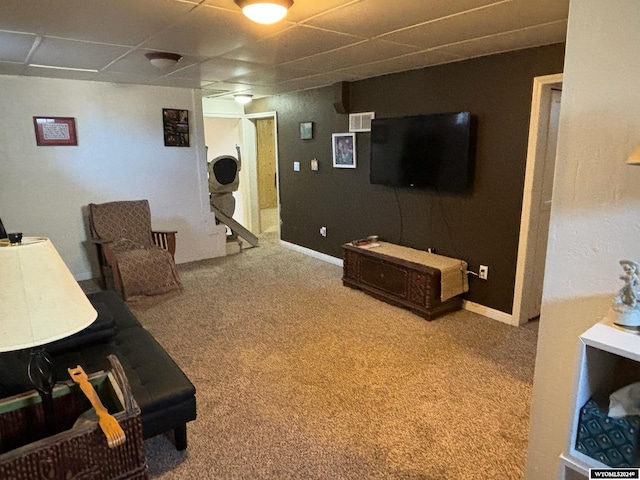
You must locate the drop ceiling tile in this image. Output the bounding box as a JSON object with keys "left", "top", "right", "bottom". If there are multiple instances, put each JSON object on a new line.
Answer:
{"left": 305, "top": 0, "right": 502, "bottom": 38}
{"left": 142, "top": 5, "right": 289, "bottom": 58}
{"left": 23, "top": 65, "right": 99, "bottom": 82}
{"left": 226, "top": 65, "right": 318, "bottom": 85}
{"left": 222, "top": 25, "right": 360, "bottom": 65}
{"left": 152, "top": 76, "right": 202, "bottom": 88}
{"left": 165, "top": 63, "right": 206, "bottom": 80}
{"left": 94, "top": 71, "right": 164, "bottom": 86}
{"left": 235, "top": 85, "right": 287, "bottom": 96}
{"left": 0, "top": 0, "right": 570, "bottom": 95}
{"left": 340, "top": 50, "right": 461, "bottom": 80}
{"left": 283, "top": 39, "right": 418, "bottom": 72}
{"left": 275, "top": 71, "right": 360, "bottom": 92}
{"left": 0, "top": 0, "right": 196, "bottom": 46}
{"left": 285, "top": 0, "right": 360, "bottom": 23}
{"left": 197, "top": 58, "right": 266, "bottom": 82}
{"left": 201, "top": 81, "right": 253, "bottom": 93}
{"left": 202, "top": 87, "right": 232, "bottom": 98}
{"left": 0, "top": 31, "right": 37, "bottom": 63}
{"left": 382, "top": 0, "right": 569, "bottom": 49}
{"left": 0, "top": 61, "right": 26, "bottom": 75}
{"left": 29, "top": 38, "right": 131, "bottom": 70}
{"left": 201, "top": 81, "right": 281, "bottom": 99}
{"left": 435, "top": 21, "right": 568, "bottom": 59}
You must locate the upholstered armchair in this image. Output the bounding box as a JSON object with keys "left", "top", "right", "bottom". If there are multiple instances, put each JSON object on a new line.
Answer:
{"left": 88, "top": 200, "right": 181, "bottom": 300}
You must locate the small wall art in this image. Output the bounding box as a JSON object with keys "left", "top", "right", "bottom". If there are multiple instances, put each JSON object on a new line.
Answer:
{"left": 300, "top": 122, "right": 313, "bottom": 140}
{"left": 163, "top": 108, "right": 189, "bottom": 147}
{"left": 33, "top": 117, "right": 77, "bottom": 146}
{"left": 332, "top": 132, "right": 356, "bottom": 168}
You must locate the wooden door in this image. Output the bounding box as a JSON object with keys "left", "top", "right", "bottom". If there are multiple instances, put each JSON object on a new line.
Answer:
{"left": 256, "top": 118, "right": 277, "bottom": 209}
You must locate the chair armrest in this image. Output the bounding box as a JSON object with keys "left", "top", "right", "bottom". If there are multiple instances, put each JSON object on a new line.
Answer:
{"left": 95, "top": 241, "right": 125, "bottom": 296}
{"left": 90, "top": 238, "right": 114, "bottom": 246}
{"left": 152, "top": 230, "right": 176, "bottom": 258}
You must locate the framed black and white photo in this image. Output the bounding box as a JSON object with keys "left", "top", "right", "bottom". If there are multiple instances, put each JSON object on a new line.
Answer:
{"left": 300, "top": 122, "right": 313, "bottom": 140}
{"left": 332, "top": 133, "right": 356, "bottom": 168}
{"left": 163, "top": 108, "right": 189, "bottom": 147}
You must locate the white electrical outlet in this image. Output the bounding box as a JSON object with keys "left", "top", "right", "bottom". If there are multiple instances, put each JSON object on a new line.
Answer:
{"left": 294, "top": 161, "right": 300, "bottom": 171}
{"left": 479, "top": 265, "right": 489, "bottom": 280}
{"left": 320, "top": 226, "right": 327, "bottom": 237}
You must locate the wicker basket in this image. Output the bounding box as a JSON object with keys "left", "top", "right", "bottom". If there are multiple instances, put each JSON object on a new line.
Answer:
{"left": 0, "top": 355, "right": 147, "bottom": 479}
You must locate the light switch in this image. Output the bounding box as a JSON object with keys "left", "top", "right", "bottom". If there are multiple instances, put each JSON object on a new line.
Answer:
{"left": 311, "top": 158, "right": 318, "bottom": 171}
{"left": 294, "top": 161, "right": 300, "bottom": 171}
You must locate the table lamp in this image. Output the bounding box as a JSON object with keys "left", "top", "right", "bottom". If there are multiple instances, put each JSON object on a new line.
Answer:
{"left": 627, "top": 145, "right": 640, "bottom": 165}
{"left": 0, "top": 236, "right": 97, "bottom": 435}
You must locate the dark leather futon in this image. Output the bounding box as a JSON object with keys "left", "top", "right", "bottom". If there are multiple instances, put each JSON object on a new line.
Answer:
{"left": 0, "top": 290, "right": 196, "bottom": 450}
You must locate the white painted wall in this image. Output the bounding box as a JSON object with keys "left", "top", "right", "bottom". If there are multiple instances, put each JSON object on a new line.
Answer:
{"left": 525, "top": 1, "right": 640, "bottom": 478}
{"left": 0, "top": 75, "right": 226, "bottom": 281}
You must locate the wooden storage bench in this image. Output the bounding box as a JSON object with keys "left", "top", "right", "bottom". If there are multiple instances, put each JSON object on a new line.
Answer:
{"left": 342, "top": 241, "right": 469, "bottom": 320}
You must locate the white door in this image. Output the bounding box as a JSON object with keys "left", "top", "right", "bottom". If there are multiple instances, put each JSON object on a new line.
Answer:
{"left": 529, "top": 88, "right": 562, "bottom": 317}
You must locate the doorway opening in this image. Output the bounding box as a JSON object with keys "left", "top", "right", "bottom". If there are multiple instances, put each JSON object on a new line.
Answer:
{"left": 241, "top": 112, "right": 280, "bottom": 237}
{"left": 512, "top": 73, "right": 563, "bottom": 325}
{"left": 255, "top": 117, "right": 278, "bottom": 234}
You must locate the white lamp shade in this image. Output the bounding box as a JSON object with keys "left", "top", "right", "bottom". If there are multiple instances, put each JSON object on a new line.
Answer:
{"left": 0, "top": 237, "right": 97, "bottom": 352}
{"left": 627, "top": 145, "right": 640, "bottom": 165}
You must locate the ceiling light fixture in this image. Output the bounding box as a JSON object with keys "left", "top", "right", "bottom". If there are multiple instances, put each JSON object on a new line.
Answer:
{"left": 234, "top": 94, "right": 253, "bottom": 104}
{"left": 145, "top": 52, "right": 182, "bottom": 69}
{"left": 234, "top": 0, "right": 293, "bottom": 24}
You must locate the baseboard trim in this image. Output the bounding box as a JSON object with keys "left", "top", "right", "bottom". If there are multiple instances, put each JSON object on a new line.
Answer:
{"left": 463, "top": 300, "right": 515, "bottom": 325}
{"left": 280, "top": 240, "right": 343, "bottom": 267}
{"left": 280, "top": 241, "right": 516, "bottom": 325}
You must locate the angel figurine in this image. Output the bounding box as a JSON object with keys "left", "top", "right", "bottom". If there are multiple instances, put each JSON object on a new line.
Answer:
{"left": 608, "top": 259, "right": 640, "bottom": 329}
{"left": 615, "top": 260, "right": 640, "bottom": 308}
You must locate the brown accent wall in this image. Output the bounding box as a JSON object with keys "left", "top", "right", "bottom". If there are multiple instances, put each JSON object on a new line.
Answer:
{"left": 247, "top": 44, "right": 565, "bottom": 314}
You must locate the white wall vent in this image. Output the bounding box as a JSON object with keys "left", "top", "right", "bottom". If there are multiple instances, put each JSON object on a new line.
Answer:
{"left": 349, "top": 112, "right": 375, "bottom": 132}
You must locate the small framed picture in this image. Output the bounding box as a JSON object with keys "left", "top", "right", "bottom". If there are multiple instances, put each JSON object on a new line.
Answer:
{"left": 300, "top": 122, "right": 313, "bottom": 140}
{"left": 332, "top": 133, "right": 356, "bottom": 169}
{"left": 33, "top": 117, "right": 77, "bottom": 146}
{"left": 163, "top": 108, "right": 190, "bottom": 147}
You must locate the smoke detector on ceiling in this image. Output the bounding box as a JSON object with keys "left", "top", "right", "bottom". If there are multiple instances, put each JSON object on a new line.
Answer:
{"left": 145, "top": 52, "right": 182, "bottom": 69}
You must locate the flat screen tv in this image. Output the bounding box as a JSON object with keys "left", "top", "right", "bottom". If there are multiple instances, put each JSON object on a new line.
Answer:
{"left": 370, "top": 111, "right": 475, "bottom": 193}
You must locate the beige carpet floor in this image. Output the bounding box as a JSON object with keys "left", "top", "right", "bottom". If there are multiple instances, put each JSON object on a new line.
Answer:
{"left": 124, "top": 232, "right": 538, "bottom": 479}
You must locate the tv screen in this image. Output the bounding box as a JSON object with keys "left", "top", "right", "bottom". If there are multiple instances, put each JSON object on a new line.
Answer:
{"left": 370, "top": 112, "right": 475, "bottom": 193}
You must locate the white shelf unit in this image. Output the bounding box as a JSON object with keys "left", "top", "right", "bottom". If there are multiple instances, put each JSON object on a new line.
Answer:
{"left": 559, "top": 321, "right": 640, "bottom": 479}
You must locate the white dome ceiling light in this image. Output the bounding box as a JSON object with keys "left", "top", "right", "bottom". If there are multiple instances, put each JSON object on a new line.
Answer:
{"left": 234, "top": 94, "right": 254, "bottom": 104}
{"left": 234, "top": 0, "right": 293, "bottom": 25}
